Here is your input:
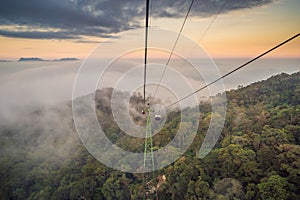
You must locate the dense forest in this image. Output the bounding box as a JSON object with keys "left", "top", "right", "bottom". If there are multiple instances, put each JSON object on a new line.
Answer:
{"left": 0, "top": 71, "right": 299, "bottom": 200}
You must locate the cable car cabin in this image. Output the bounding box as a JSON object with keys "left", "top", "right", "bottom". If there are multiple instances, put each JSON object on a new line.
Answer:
{"left": 155, "top": 114, "right": 162, "bottom": 121}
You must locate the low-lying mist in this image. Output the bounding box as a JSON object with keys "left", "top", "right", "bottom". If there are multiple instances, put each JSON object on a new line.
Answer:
{"left": 0, "top": 58, "right": 298, "bottom": 166}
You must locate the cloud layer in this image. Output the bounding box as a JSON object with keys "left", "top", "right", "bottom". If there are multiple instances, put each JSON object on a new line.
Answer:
{"left": 0, "top": 0, "right": 273, "bottom": 39}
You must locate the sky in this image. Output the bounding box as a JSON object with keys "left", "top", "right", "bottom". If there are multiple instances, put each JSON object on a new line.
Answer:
{"left": 0, "top": 0, "right": 299, "bottom": 60}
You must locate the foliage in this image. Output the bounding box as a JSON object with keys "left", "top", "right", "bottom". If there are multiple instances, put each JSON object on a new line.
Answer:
{"left": 0, "top": 72, "right": 300, "bottom": 199}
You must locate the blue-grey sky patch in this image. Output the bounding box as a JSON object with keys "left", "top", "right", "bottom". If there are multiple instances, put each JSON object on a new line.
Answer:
{"left": 0, "top": 29, "right": 80, "bottom": 39}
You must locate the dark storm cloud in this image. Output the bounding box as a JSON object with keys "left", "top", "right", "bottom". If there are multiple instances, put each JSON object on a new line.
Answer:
{"left": 0, "top": 0, "right": 274, "bottom": 39}
{"left": 0, "top": 29, "right": 80, "bottom": 39}
{"left": 152, "top": 0, "right": 274, "bottom": 17}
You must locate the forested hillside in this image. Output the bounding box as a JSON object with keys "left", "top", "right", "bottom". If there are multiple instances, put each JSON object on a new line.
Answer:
{"left": 0, "top": 72, "right": 299, "bottom": 200}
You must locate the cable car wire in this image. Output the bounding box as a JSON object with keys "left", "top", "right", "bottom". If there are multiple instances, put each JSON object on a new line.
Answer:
{"left": 166, "top": 33, "right": 300, "bottom": 108}
{"left": 198, "top": 0, "right": 227, "bottom": 43}
{"left": 143, "top": 0, "right": 150, "bottom": 103}
{"left": 149, "top": 0, "right": 153, "bottom": 27}
{"left": 153, "top": 0, "right": 226, "bottom": 99}
{"left": 153, "top": 0, "right": 195, "bottom": 98}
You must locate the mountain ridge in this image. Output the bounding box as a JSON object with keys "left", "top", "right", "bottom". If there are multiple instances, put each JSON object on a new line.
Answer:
{"left": 18, "top": 57, "right": 79, "bottom": 62}
{"left": 0, "top": 71, "right": 299, "bottom": 199}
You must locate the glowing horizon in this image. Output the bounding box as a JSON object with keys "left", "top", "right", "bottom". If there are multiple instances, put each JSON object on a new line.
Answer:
{"left": 0, "top": 0, "right": 299, "bottom": 60}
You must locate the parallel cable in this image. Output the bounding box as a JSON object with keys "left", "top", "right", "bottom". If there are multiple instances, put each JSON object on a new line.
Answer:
{"left": 149, "top": 0, "right": 153, "bottom": 27}
{"left": 143, "top": 0, "right": 150, "bottom": 103}
{"left": 198, "top": 0, "right": 227, "bottom": 43}
{"left": 166, "top": 33, "right": 300, "bottom": 108}
{"left": 153, "top": 0, "right": 195, "bottom": 98}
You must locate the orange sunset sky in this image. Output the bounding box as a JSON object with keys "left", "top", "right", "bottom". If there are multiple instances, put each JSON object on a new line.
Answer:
{"left": 0, "top": 0, "right": 299, "bottom": 60}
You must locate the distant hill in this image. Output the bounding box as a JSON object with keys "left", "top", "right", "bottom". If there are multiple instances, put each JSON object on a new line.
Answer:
{"left": 53, "top": 57, "right": 79, "bottom": 61}
{"left": 18, "top": 57, "right": 46, "bottom": 62}
{"left": 18, "top": 57, "right": 79, "bottom": 62}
